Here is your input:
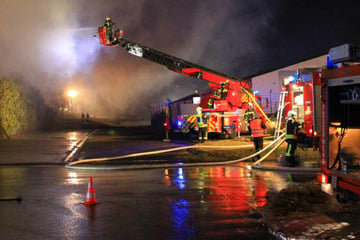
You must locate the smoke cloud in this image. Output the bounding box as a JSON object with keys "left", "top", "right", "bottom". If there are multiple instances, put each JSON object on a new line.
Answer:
{"left": 0, "top": 0, "right": 279, "bottom": 119}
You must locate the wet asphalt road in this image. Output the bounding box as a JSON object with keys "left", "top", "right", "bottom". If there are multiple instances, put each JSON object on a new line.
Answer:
{"left": 0, "top": 119, "right": 304, "bottom": 239}
{"left": 0, "top": 164, "right": 294, "bottom": 239}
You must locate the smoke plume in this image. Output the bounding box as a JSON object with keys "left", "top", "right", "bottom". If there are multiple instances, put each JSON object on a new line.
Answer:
{"left": 0, "top": 0, "right": 279, "bottom": 119}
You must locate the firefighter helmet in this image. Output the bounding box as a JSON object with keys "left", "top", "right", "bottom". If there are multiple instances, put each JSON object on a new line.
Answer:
{"left": 247, "top": 102, "right": 253, "bottom": 108}
{"left": 287, "top": 110, "right": 296, "bottom": 119}
{"left": 196, "top": 106, "right": 202, "bottom": 114}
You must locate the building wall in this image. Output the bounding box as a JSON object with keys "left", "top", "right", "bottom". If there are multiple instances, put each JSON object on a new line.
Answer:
{"left": 252, "top": 55, "right": 327, "bottom": 115}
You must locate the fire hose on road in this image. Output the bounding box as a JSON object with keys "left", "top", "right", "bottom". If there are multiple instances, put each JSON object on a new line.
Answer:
{"left": 65, "top": 133, "right": 286, "bottom": 171}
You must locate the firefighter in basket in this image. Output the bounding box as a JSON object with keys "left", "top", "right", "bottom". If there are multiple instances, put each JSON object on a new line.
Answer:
{"left": 285, "top": 110, "right": 302, "bottom": 167}
{"left": 104, "top": 17, "right": 123, "bottom": 43}
{"left": 104, "top": 17, "right": 116, "bottom": 41}
{"left": 195, "top": 107, "right": 209, "bottom": 142}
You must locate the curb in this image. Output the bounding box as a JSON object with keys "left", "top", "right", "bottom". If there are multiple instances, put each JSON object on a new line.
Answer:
{"left": 253, "top": 165, "right": 320, "bottom": 172}
{"left": 63, "top": 131, "right": 93, "bottom": 163}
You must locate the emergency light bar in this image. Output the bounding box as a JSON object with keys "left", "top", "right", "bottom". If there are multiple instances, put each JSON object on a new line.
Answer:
{"left": 329, "top": 44, "right": 360, "bottom": 64}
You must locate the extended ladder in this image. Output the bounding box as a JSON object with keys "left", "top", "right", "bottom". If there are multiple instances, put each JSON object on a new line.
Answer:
{"left": 274, "top": 91, "right": 288, "bottom": 138}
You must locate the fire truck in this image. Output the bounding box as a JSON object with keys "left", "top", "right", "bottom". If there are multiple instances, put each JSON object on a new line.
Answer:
{"left": 97, "top": 18, "right": 266, "bottom": 138}
{"left": 318, "top": 44, "right": 360, "bottom": 201}
{"left": 281, "top": 68, "right": 322, "bottom": 148}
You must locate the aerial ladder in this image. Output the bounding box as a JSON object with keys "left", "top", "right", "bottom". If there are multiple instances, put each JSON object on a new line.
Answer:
{"left": 274, "top": 91, "right": 288, "bottom": 138}
{"left": 97, "top": 17, "right": 274, "bottom": 136}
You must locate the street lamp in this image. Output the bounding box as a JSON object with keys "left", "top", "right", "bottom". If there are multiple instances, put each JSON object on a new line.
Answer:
{"left": 67, "top": 89, "right": 78, "bottom": 113}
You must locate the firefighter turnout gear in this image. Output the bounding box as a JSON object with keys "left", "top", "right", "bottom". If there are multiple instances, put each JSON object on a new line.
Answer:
{"left": 104, "top": 17, "right": 117, "bottom": 42}
{"left": 207, "top": 88, "right": 222, "bottom": 108}
{"left": 220, "top": 80, "right": 229, "bottom": 100}
{"left": 285, "top": 111, "right": 302, "bottom": 166}
{"left": 249, "top": 117, "right": 266, "bottom": 161}
{"left": 250, "top": 119, "right": 266, "bottom": 138}
{"left": 244, "top": 104, "right": 255, "bottom": 133}
{"left": 195, "top": 107, "right": 209, "bottom": 142}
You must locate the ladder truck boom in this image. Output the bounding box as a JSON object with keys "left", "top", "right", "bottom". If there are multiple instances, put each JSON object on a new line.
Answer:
{"left": 119, "top": 37, "right": 251, "bottom": 89}
{"left": 98, "top": 19, "right": 251, "bottom": 92}
{"left": 97, "top": 17, "right": 271, "bottom": 136}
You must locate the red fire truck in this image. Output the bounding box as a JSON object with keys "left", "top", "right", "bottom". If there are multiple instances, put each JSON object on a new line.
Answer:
{"left": 98, "top": 17, "right": 266, "bottom": 138}
{"left": 281, "top": 68, "right": 322, "bottom": 148}
{"left": 318, "top": 44, "right": 360, "bottom": 201}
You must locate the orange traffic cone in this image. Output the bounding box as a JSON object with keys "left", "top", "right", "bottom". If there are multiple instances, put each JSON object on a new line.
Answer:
{"left": 83, "top": 176, "right": 98, "bottom": 205}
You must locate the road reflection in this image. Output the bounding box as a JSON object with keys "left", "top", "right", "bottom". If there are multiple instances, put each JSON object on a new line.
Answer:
{"left": 67, "top": 171, "right": 80, "bottom": 185}
{"left": 66, "top": 131, "right": 81, "bottom": 151}
{"left": 163, "top": 165, "right": 288, "bottom": 239}
{"left": 171, "top": 199, "right": 195, "bottom": 240}
{"left": 0, "top": 166, "right": 291, "bottom": 239}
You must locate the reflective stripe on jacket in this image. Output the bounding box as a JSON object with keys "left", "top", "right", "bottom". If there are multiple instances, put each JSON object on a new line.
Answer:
{"left": 285, "top": 119, "right": 301, "bottom": 139}
{"left": 195, "top": 113, "right": 208, "bottom": 128}
{"left": 250, "top": 119, "right": 265, "bottom": 138}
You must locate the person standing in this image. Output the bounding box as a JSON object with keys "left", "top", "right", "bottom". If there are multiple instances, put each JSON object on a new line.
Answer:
{"left": 285, "top": 110, "right": 302, "bottom": 167}
{"left": 195, "top": 107, "right": 209, "bottom": 142}
{"left": 104, "top": 17, "right": 116, "bottom": 42}
{"left": 81, "top": 112, "right": 85, "bottom": 125}
{"left": 244, "top": 102, "right": 255, "bottom": 133}
{"left": 249, "top": 113, "right": 266, "bottom": 161}
{"left": 86, "top": 113, "right": 90, "bottom": 124}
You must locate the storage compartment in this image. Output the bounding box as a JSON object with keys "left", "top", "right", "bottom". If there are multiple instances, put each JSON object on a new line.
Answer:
{"left": 328, "top": 80, "right": 360, "bottom": 128}
{"left": 327, "top": 77, "right": 360, "bottom": 174}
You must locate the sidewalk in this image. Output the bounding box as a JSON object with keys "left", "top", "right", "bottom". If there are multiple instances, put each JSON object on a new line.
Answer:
{"left": 0, "top": 130, "right": 89, "bottom": 165}
{"left": 253, "top": 159, "right": 320, "bottom": 172}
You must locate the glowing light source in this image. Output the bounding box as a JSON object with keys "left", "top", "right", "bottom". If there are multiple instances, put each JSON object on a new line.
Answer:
{"left": 177, "top": 120, "right": 182, "bottom": 128}
{"left": 67, "top": 89, "right": 78, "bottom": 98}
{"left": 318, "top": 173, "right": 328, "bottom": 184}
{"left": 67, "top": 89, "right": 78, "bottom": 112}
{"left": 284, "top": 76, "right": 295, "bottom": 85}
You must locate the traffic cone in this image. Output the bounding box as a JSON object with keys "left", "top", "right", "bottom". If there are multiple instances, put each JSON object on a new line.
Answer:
{"left": 83, "top": 176, "right": 98, "bottom": 205}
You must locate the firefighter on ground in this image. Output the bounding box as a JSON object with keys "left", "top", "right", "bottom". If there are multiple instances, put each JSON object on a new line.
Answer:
{"left": 249, "top": 112, "right": 266, "bottom": 161}
{"left": 285, "top": 110, "right": 302, "bottom": 167}
{"left": 195, "top": 106, "right": 209, "bottom": 142}
{"left": 244, "top": 102, "right": 255, "bottom": 133}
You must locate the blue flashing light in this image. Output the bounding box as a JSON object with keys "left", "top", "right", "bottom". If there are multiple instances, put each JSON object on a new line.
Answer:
{"left": 175, "top": 168, "right": 186, "bottom": 189}
{"left": 295, "top": 71, "right": 300, "bottom": 81}
{"left": 177, "top": 120, "right": 182, "bottom": 128}
{"left": 178, "top": 168, "right": 184, "bottom": 179}
{"left": 288, "top": 75, "right": 296, "bottom": 83}
{"left": 327, "top": 55, "right": 338, "bottom": 69}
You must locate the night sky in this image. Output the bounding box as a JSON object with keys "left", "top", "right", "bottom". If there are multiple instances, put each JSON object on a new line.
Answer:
{"left": 1, "top": 0, "right": 360, "bottom": 119}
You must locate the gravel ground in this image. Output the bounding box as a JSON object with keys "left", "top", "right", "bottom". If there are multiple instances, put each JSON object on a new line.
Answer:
{"left": 264, "top": 183, "right": 360, "bottom": 240}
